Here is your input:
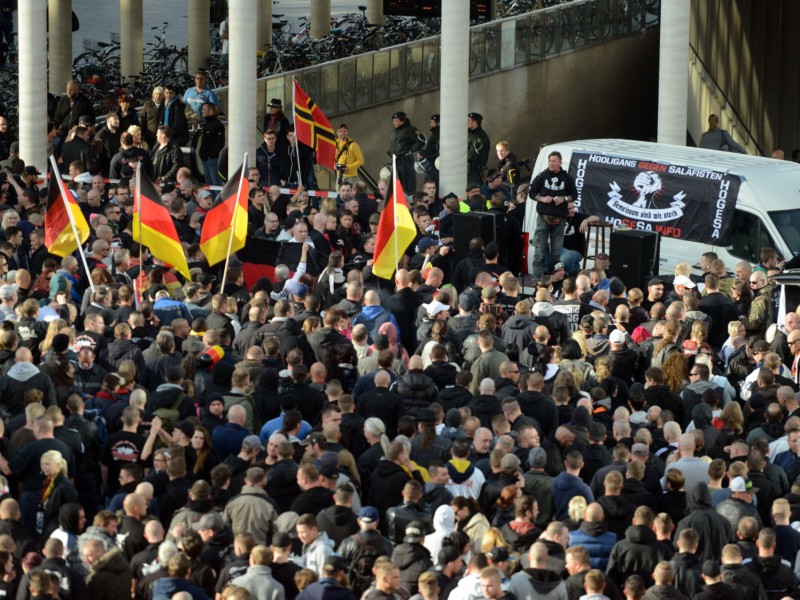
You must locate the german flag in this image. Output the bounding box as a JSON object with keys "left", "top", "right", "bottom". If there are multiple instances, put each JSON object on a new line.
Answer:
{"left": 199, "top": 158, "right": 249, "bottom": 267}
{"left": 372, "top": 177, "right": 417, "bottom": 279}
{"left": 133, "top": 168, "right": 191, "bottom": 279}
{"left": 293, "top": 80, "right": 336, "bottom": 170}
{"left": 45, "top": 166, "right": 90, "bottom": 257}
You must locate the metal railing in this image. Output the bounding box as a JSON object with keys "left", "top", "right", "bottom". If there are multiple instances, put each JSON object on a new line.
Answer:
{"left": 215, "top": 0, "right": 660, "bottom": 124}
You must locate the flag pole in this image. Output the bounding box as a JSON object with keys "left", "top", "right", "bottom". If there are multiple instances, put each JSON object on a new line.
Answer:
{"left": 392, "top": 153, "right": 399, "bottom": 275}
{"left": 221, "top": 153, "right": 247, "bottom": 291}
{"left": 49, "top": 155, "right": 96, "bottom": 294}
{"left": 136, "top": 164, "right": 143, "bottom": 294}
{"left": 292, "top": 78, "right": 304, "bottom": 189}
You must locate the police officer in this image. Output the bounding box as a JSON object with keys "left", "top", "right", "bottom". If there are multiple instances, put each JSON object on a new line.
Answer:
{"left": 389, "top": 111, "right": 425, "bottom": 194}
{"left": 418, "top": 114, "right": 440, "bottom": 185}
{"left": 467, "top": 112, "right": 490, "bottom": 187}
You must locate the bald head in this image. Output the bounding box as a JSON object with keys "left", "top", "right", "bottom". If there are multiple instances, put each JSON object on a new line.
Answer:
{"left": 228, "top": 404, "right": 247, "bottom": 425}
{"left": 15, "top": 347, "right": 32, "bottom": 363}
{"left": 678, "top": 433, "right": 696, "bottom": 455}
{"left": 374, "top": 370, "right": 391, "bottom": 388}
{"left": 585, "top": 503, "right": 604, "bottom": 522}
{"left": 395, "top": 269, "right": 410, "bottom": 287}
{"left": 364, "top": 290, "right": 380, "bottom": 306}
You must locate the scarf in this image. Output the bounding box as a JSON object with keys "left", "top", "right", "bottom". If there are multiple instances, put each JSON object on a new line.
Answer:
{"left": 40, "top": 476, "right": 56, "bottom": 507}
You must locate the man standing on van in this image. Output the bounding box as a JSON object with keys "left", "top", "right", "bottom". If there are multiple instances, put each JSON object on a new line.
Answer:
{"left": 528, "top": 151, "right": 577, "bottom": 278}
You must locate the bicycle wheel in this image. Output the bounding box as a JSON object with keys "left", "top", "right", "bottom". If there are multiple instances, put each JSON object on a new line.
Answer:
{"left": 170, "top": 52, "right": 189, "bottom": 74}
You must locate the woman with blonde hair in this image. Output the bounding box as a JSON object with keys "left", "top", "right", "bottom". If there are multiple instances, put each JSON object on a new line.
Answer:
{"left": 451, "top": 496, "right": 490, "bottom": 552}
{"left": 127, "top": 124, "right": 150, "bottom": 152}
{"left": 40, "top": 450, "right": 78, "bottom": 537}
{"left": 140, "top": 86, "right": 165, "bottom": 146}
{"left": 565, "top": 495, "right": 587, "bottom": 530}
{"left": 661, "top": 351, "right": 689, "bottom": 394}
{"left": 651, "top": 319, "right": 681, "bottom": 368}
{"left": 39, "top": 319, "right": 69, "bottom": 359}
{"left": 0, "top": 209, "right": 20, "bottom": 235}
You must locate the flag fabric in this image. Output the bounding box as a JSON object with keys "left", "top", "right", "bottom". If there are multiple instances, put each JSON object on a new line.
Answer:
{"left": 45, "top": 169, "right": 90, "bottom": 257}
{"left": 200, "top": 159, "right": 250, "bottom": 266}
{"left": 372, "top": 178, "right": 417, "bottom": 279}
{"left": 237, "top": 238, "right": 321, "bottom": 289}
{"left": 133, "top": 170, "right": 191, "bottom": 279}
{"left": 293, "top": 80, "right": 336, "bottom": 169}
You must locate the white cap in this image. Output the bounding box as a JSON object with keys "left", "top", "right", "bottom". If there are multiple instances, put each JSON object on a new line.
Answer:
{"left": 609, "top": 329, "right": 626, "bottom": 345}
{"left": 423, "top": 300, "right": 451, "bottom": 317}
{"left": 673, "top": 275, "right": 696, "bottom": 288}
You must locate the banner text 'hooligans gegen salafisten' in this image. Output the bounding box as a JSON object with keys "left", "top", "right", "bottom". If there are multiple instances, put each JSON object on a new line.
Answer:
{"left": 568, "top": 152, "right": 741, "bottom": 244}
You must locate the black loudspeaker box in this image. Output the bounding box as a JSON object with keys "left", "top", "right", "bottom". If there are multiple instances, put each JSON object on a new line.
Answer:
{"left": 453, "top": 212, "right": 496, "bottom": 263}
{"left": 609, "top": 230, "right": 660, "bottom": 291}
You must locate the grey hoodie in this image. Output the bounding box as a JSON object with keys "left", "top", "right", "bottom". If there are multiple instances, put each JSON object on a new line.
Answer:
{"left": 424, "top": 505, "right": 455, "bottom": 562}
{"left": 6, "top": 361, "right": 42, "bottom": 381}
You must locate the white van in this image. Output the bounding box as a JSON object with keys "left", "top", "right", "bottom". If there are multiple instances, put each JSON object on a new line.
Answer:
{"left": 523, "top": 139, "right": 800, "bottom": 277}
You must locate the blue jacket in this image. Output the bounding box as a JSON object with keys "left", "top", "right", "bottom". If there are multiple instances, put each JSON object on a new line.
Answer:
{"left": 211, "top": 422, "right": 251, "bottom": 460}
{"left": 152, "top": 576, "right": 209, "bottom": 600}
{"left": 153, "top": 297, "right": 192, "bottom": 326}
{"left": 260, "top": 413, "right": 312, "bottom": 443}
{"left": 352, "top": 305, "right": 399, "bottom": 344}
{"left": 552, "top": 472, "right": 594, "bottom": 520}
{"left": 297, "top": 578, "right": 357, "bottom": 600}
{"left": 569, "top": 523, "right": 617, "bottom": 570}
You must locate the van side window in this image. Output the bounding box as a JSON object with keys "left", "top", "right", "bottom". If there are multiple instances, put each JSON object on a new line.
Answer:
{"left": 730, "top": 210, "right": 776, "bottom": 263}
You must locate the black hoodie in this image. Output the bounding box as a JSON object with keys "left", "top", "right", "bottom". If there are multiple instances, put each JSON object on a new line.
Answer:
{"left": 674, "top": 483, "right": 732, "bottom": 562}
{"left": 606, "top": 524, "right": 673, "bottom": 588}
{"left": 642, "top": 585, "right": 688, "bottom": 600}
{"left": 316, "top": 504, "right": 359, "bottom": 550}
{"left": 750, "top": 555, "right": 795, "bottom": 599}
{"left": 392, "top": 542, "right": 432, "bottom": 595}
{"left": 669, "top": 552, "right": 703, "bottom": 598}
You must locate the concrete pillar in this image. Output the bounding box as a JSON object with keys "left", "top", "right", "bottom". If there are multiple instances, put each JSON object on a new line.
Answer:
{"left": 366, "top": 0, "right": 385, "bottom": 26}
{"left": 189, "top": 0, "right": 211, "bottom": 72}
{"left": 311, "top": 0, "right": 331, "bottom": 39}
{"left": 439, "top": 0, "right": 470, "bottom": 197}
{"left": 258, "top": 0, "right": 273, "bottom": 51}
{"left": 48, "top": 0, "right": 72, "bottom": 94}
{"left": 228, "top": 0, "right": 258, "bottom": 172}
{"left": 657, "top": 0, "right": 690, "bottom": 145}
{"left": 120, "top": 0, "right": 143, "bottom": 80}
{"left": 19, "top": 0, "right": 47, "bottom": 171}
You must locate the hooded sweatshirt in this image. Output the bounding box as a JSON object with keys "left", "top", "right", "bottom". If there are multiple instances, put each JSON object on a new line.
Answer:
{"left": 424, "top": 505, "right": 455, "bottom": 560}
{"left": 509, "top": 568, "right": 568, "bottom": 600}
{"left": 674, "top": 483, "right": 732, "bottom": 562}
{"left": 445, "top": 459, "right": 486, "bottom": 500}
{"left": 552, "top": 472, "right": 594, "bottom": 520}
{"left": 302, "top": 531, "right": 335, "bottom": 578}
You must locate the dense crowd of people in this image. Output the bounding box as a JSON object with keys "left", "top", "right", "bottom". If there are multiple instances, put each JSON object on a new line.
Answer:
{"left": 0, "top": 54, "right": 799, "bottom": 600}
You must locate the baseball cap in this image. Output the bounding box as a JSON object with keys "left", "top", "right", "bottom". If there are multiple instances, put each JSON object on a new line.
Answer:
{"left": 466, "top": 183, "right": 480, "bottom": 193}
{"left": 487, "top": 547, "right": 510, "bottom": 562}
{"left": 701, "top": 560, "right": 721, "bottom": 578}
{"left": 323, "top": 555, "right": 346, "bottom": 573}
{"left": 198, "top": 189, "right": 213, "bottom": 199}
{"left": 358, "top": 506, "right": 380, "bottom": 523}
{"left": 319, "top": 462, "right": 340, "bottom": 480}
{"left": 191, "top": 513, "right": 223, "bottom": 533}
{"left": 609, "top": 329, "right": 626, "bottom": 345}
{"left": 0, "top": 284, "right": 18, "bottom": 300}
{"left": 528, "top": 447, "right": 547, "bottom": 468}
{"left": 422, "top": 300, "right": 450, "bottom": 317}
{"left": 196, "top": 273, "right": 216, "bottom": 286}
{"left": 369, "top": 213, "right": 381, "bottom": 224}
{"left": 589, "top": 423, "right": 607, "bottom": 442}
{"left": 673, "top": 275, "right": 696, "bottom": 288}
{"left": 418, "top": 237, "right": 439, "bottom": 252}
{"left": 459, "top": 292, "right": 479, "bottom": 311}
{"left": 404, "top": 521, "right": 426, "bottom": 542}
{"left": 729, "top": 476, "right": 759, "bottom": 493}
{"left": 241, "top": 435, "right": 264, "bottom": 451}
{"left": 632, "top": 443, "right": 649, "bottom": 456}
{"left": 481, "top": 286, "right": 498, "bottom": 300}
{"left": 301, "top": 432, "right": 326, "bottom": 447}
{"left": 580, "top": 314, "right": 594, "bottom": 330}
{"left": 23, "top": 166, "right": 41, "bottom": 176}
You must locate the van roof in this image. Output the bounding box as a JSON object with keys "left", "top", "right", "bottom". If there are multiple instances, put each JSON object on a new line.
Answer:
{"left": 547, "top": 139, "right": 800, "bottom": 180}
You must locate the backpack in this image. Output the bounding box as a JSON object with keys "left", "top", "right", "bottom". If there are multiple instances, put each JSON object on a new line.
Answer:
{"left": 153, "top": 392, "right": 187, "bottom": 432}
{"left": 347, "top": 533, "right": 384, "bottom": 596}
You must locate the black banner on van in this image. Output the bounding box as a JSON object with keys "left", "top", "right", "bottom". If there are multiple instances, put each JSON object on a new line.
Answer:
{"left": 568, "top": 152, "right": 741, "bottom": 244}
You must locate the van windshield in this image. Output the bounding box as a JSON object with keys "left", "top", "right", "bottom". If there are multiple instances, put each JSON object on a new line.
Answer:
{"left": 769, "top": 209, "right": 800, "bottom": 257}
